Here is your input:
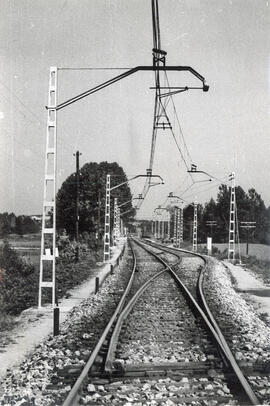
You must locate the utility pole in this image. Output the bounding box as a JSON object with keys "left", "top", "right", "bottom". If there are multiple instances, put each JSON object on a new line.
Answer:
{"left": 228, "top": 172, "right": 236, "bottom": 261}
{"left": 240, "top": 221, "right": 256, "bottom": 256}
{"left": 206, "top": 220, "right": 217, "bottom": 237}
{"left": 73, "top": 151, "right": 81, "bottom": 261}
{"left": 98, "top": 191, "right": 101, "bottom": 242}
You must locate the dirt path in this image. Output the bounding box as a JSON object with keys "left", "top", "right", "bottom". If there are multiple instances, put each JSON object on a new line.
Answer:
{"left": 0, "top": 240, "right": 125, "bottom": 380}
{"left": 224, "top": 261, "right": 270, "bottom": 318}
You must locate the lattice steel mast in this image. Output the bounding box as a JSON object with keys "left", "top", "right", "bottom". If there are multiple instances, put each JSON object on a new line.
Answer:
{"left": 193, "top": 202, "right": 198, "bottom": 252}
{"left": 228, "top": 172, "right": 236, "bottom": 261}
{"left": 39, "top": 67, "right": 57, "bottom": 309}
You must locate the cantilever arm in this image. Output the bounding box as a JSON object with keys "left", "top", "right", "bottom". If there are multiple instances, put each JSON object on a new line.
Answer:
{"left": 110, "top": 174, "right": 163, "bottom": 192}
{"left": 51, "top": 66, "right": 209, "bottom": 111}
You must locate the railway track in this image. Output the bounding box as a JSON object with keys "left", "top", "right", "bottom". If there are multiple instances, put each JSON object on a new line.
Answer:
{"left": 62, "top": 238, "right": 259, "bottom": 406}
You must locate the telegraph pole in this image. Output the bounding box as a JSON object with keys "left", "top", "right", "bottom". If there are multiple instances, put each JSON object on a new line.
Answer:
{"left": 206, "top": 220, "right": 217, "bottom": 238}
{"left": 98, "top": 191, "right": 101, "bottom": 242}
{"left": 73, "top": 150, "right": 82, "bottom": 261}
{"left": 240, "top": 221, "right": 256, "bottom": 256}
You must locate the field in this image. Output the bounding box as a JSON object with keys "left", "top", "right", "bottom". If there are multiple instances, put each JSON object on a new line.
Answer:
{"left": 0, "top": 234, "right": 41, "bottom": 267}
{"left": 198, "top": 243, "right": 270, "bottom": 261}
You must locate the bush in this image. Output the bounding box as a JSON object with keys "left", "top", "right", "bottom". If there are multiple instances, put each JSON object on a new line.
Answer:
{"left": 57, "top": 231, "right": 88, "bottom": 263}
{"left": 0, "top": 241, "right": 38, "bottom": 314}
{"left": 0, "top": 235, "right": 103, "bottom": 317}
{"left": 241, "top": 255, "right": 270, "bottom": 284}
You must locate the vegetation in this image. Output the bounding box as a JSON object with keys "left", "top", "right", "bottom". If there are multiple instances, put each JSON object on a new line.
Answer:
{"left": 141, "top": 185, "right": 270, "bottom": 245}
{"left": 0, "top": 213, "right": 40, "bottom": 237}
{"left": 0, "top": 240, "right": 38, "bottom": 315}
{"left": 199, "top": 185, "right": 270, "bottom": 244}
{"left": 240, "top": 256, "right": 270, "bottom": 285}
{"left": 0, "top": 235, "right": 101, "bottom": 319}
{"left": 56, "top": 161, "right": 135, "bottom": 239}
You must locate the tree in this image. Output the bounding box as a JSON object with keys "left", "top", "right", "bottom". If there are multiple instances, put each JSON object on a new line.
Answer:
{"left": 201, "top": 184, "right": 269, "bottom": 244}
{"left": 56, "top": 161, "right": 135, "bottom": 238}
{"left": 0, "top": 213, "right": 16, "bottom": 237}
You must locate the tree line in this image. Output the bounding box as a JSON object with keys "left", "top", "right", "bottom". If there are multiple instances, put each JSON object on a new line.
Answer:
{"left": 56, "top": 161, "right": 135, "bottom": 240}
{"left": 0, "top": 213, "right": 40, "bottom": 237}
{"left": 0, "top": 161, "right": 134, "bottom": 242}
{"left": 142, "top": 184, "right": 270, "bottom": 245}
{"left": 2, "top": 161, "right": 269, "bottom": 246}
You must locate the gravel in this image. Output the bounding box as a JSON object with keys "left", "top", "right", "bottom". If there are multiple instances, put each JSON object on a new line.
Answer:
{"left": 80, "top": 376, "right": 237, "bottom": 405}
{"left": 115, "top": 272, "right": 216, "bottom": 365}
{"left": 203, "top": 257, "right": 270, "bottom": 404}
{"left": 2, "top": 242, "right": 267, "bottom": 405}
{"left": 0, "top": 250, "right": 133, "bottom": 406}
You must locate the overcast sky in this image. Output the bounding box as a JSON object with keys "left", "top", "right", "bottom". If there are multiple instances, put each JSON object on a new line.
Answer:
{"left": 1, "top": 0, "right": 269, "bottom": 219}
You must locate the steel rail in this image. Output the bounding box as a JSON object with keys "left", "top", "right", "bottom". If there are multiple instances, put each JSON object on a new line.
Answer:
{"left": 134, "top": 239, "right": 231, "bottom": 353}
{"left": 197, "top": 269, "right": 259, "bottom": 405}
{"left": 104, "top": 240, "right": 182, "bottom": 373}
{"left": 104, "top": 268, "right": 168, "bottom": 373}
{"left": 142, "top": 239, "right": 259, "bottom": 405}
{"left": 62, "top": 239, "right": 136, "bottom": 406}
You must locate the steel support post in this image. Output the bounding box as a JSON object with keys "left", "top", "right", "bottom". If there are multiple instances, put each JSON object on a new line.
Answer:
{"left": 173, "top": 208, "right": 177, "bottom": 246}
{"left": 193, "top": 202, "right": 198, "bottom": 252}
{"left": 176, "top": 207, "right": 181, "bottom": 248}
{"left": 228, "top": 172, "right": 236, "bottom": 261}
{"left": 167, "top": 213, "right": 170, "bottom": 240}
{"left": 116, "top": 205, "right": 120, "bottom": 238}
{"left": 39, "top": 67, "right": 58, "bottom": 309}
{"left": 120, "top": 217, "right": 122, "bottom": 236}
{"left": 179, "top": 206, "right": 183, "bottom": 244}
{"left": 113, "top": 198, "right": 118, "bottom": 246}
{"left": 161, "top": 218, "right": 165, "bottom": 239}
{"left": 103, "top": 174, "right": 111, "bottom": 262}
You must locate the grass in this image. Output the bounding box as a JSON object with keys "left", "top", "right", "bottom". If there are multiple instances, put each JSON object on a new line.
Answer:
{"left": 0, "top": 234, "right": 41, "bottom": 248}
{"left": 0, "top": 312, "right": 19, "bottom": 346}
{"left": 198, "top": 242, "right": 270, "bottom": 261}
{"left": 0, "top": 237, "right": 104, "bottom": 334}
{"left": 1, "top": 235, "right": 41, "bottom": 268}
{"left": 240, "top": 255, "right": 270, "bottom": 285}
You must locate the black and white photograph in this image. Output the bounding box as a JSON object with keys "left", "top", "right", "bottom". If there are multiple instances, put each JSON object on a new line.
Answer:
{"left": 0, "top": 0, "right": 270, "bottom": 405}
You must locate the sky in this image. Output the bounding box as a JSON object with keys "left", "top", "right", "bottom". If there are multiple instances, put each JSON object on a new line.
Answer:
{"left": 0, "top": 0, "right": 269, "bottom": 220}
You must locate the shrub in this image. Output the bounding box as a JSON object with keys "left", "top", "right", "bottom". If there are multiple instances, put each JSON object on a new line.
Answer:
{"left": 0, "top": 241, "right": 38, "bottom": 314}
{"left": 57, "top": 231, "right": 88, "bottom": 263}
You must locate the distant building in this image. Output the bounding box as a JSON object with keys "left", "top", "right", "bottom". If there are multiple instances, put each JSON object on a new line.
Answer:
{"left": 30, "top": 215, "right": 50, "bottom": 223}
